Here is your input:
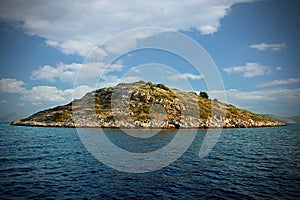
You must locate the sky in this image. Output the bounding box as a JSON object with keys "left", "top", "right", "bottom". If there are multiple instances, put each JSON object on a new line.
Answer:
{"left": 0, "top": 0, "right": 299, "bottom": 118}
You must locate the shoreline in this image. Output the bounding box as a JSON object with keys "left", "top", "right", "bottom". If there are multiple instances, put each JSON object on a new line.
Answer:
{"left": 10, "top": 122, "right": 286, "bottom": 129}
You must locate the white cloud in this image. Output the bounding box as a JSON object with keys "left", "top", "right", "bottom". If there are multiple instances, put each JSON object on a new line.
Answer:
{"left": 276, "top": 66, "right": 283, "bottom": 71}
{"left": 103, "top": 29, "right": 166, "bottom": 55}
{"left": 31, "top": 64, "right": 78, "bottom": 82}
{"left": 97, "top": 75, "right": 141, "bottom": 89}
{"left": 167, "top": 73, "right": 204, "bottom": 81}
{"left": 21, "top": 85, "right": 94, "bottom": 105}
{"left": 0, "top": 100, "right": 8, "bottom": 104}
{"left": 31, "top": 62, "right": 123, "bottom": 83}
{"left": 210, "top": 87, "right": 300, "bottom": 115}
{"left": 0, "top": 0, "right": 254, "bottom": 56}
{"left": 215, "top": 88, "right": 300, "bottom": 101}
{"left": 258, "top": 78, "right": 300, "bottom": 87}
{"left": 88, "top": 47, "right": 108, "bottom": 60}
{"left": 200, "top": 25, "right": 218, "bottom": 35}
{"left": 249, "top": 42, "right": 287, "bottom": 51}
{"left": 0, "top": 77, "right": 94, "bottom": 105}
{"left": 209, "top": 87, "right": 300, "bottom": 116}
{"left": 211, "top": 89, "right": 276, "bottom": 101}
{"left": 0, "top": 78, "right": 26, "bottom": 93}
{"left": 46, "top": 39, "right": 95, "bottom": 56}
{"left": 72, "top": 85, "right": 94, "bottom": 100}
{"left": 21, "top": 86, "right": 73, "bottom": 105}
{"left": 223, "top": 62, "right": 270, "bottom": 77}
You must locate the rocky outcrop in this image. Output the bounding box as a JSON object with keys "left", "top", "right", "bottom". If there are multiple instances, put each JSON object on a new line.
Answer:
{"left": 11, "top": 81, "right": 285, "bottom": 128}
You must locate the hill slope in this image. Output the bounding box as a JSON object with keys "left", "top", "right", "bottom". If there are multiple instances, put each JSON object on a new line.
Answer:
{"left": 11, "top": 81, "right": 285, "bottom": 128}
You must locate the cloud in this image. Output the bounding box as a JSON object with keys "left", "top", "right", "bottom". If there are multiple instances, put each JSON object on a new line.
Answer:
{"left": 210, "top": 87, "right": 300, "bottom": 115}
{"left": 21, "top": 86, "right": 73, "bottom": 105}
{"left": 31, "top": 64, "right": 79, "bottom": 82}
{"left": 21, "top": 85, "right": 94, "bottom": 105}
{"left": 102, "top": 29, "right": 166, "bottom": 55}
{"left": 72, "top": 85, "right": 95, "bottom": 99}
{"left": 167, "top": 73, "right": 204, "bottom": 81}
{"left": 97, "top": 75, "right": 141, "bottom": 89}
{"left": 211, "top": 88, "right": 276, "bottom": 101}
{"left": 31, "top": 62, "right": 123, "bottom": 83}
{"left": 0, "top": 77, "right": 94, "bottom": 105}
{"left": 223, "top": 62, "right": 270, "bottom": 77}
{"left": 0, "top": 0, "right": 254, "bottom": 56}
{"left": 258, "top": 78, "right": 300, "bottom": 87}
{"left": 276, "top": 66, "right": 283, "bottom": 71}
{"left": 0, "top": 78, "right": 26, "bottom": 93}
{"left": 0, "top": 100, "right": 8, "bottom": 104}
{"left": 211, "top": 88, "right": 300, "bottom": 105}
{"left": 249, "top": 42, "right": 287, "bottom": 51}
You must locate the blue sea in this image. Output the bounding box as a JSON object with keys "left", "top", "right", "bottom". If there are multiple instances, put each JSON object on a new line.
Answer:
{"left": 0, "top": 123, "right": 300, "bottom": 199}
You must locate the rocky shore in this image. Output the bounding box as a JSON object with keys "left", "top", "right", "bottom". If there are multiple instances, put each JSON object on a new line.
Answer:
{"left": 11, "top": 81, "right": 285, "bottom": 129}
{"left": 11, "top": 116, "right": 284, "bottom": 129}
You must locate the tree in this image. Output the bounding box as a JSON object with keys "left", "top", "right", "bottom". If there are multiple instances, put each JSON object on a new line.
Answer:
{"left": 199, "top": 91, "right": 209, "bottom": 99}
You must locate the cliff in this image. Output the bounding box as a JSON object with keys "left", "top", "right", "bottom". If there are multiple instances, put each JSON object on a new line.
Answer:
{"left": 11, "top": 81, "right": 285, "bottom": 128}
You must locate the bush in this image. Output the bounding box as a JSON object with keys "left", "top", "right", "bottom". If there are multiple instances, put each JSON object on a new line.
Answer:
{"left": 199, "top": 91, "right": 209, "bottom": 99}
{"left": 156, "top": 84, "right": 169, "bottom": 91}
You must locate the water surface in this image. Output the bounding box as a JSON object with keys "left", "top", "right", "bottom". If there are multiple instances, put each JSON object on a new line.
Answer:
{"left": 0, "top": 123, "right": 299, "bottom": 199}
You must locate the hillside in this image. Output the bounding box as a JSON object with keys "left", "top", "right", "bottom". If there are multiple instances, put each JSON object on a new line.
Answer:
{"left": 11, "top": 81, "right": 285, "bottom": 128}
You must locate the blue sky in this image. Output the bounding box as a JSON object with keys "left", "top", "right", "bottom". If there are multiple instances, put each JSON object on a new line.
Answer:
{"left": 0, "top": 0, "right": 299, "bottom": 118}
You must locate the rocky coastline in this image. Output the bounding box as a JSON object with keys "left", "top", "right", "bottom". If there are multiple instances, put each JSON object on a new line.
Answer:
{"left": 11, "top": 118, "right": 285, "bottom": 129}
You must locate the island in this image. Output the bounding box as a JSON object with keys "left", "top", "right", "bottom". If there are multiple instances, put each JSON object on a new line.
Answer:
{"left": 11, "top": 81, "right": 285, "bottom": 128}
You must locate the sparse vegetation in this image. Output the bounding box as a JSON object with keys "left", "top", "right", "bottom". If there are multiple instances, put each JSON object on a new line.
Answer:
{"left": 11, "top": 81, "right": 284, "bottom": 128}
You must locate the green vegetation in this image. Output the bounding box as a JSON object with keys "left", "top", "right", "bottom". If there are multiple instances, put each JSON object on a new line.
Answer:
{"left": 52, "top": 111, "right": 72, "bottom": 122}
{"left": 155, "top": 83, "right": 169, "bottom": 91}
{"left": 199, "top": 91, "right": 209, "bottom": 99}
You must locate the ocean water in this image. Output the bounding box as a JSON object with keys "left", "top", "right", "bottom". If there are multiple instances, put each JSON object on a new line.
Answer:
{"left": 0, "top": 123, "right": 299, "bottom": 199}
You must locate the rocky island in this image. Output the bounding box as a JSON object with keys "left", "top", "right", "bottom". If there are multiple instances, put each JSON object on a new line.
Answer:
{"left": 11, "top": 81, "right": 285, "bottom": 128}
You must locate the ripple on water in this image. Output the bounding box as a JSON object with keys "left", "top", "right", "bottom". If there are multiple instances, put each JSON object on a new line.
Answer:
{"left": 0, "top": 123, "right": 300, "bottom": 199}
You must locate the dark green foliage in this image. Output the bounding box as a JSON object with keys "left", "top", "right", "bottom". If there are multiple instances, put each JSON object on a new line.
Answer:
{"left": 139, "top": 95, "right": 148, "bottom": 102}
{"left": 142, "top": 106, "right": 150, "bottom": 114}
{"left": 104, "top": 115, "right": 115, "bottom": 122}
{"left": 51, "top": 105, "right": 72, "bottom": 111}
{"left": 156, "top": 83, "right": 169, "bottom": 91}
{"left": 199, "top": 91, "right": 209, "bottom": 99}
{"left": 52, "top": 111, "right": 71, "bottom": 122}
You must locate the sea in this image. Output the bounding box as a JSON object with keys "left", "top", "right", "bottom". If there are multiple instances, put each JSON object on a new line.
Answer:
{"left": 0, "top": 122, "right": 299, "bottom": 199}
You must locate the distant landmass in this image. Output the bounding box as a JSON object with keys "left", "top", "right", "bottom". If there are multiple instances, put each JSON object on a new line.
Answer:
{"left": 0, "top": 113, "right": 26, "bottom": 122}
{"left": 262, "top": 114, "right": 296, "bottom": 124}
{"left": 11, "top": 81, "right": 285, "bottom": 128}
{"left": 287, "top": 115, "right": 300, "bottom": 123}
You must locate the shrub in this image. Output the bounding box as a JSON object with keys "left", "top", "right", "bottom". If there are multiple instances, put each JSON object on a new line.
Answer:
{"left": 156, "top": 83, "right": 169, "bottom": 91}
{"left": 199, "top": 91, "right": 209, "bottom": 99}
